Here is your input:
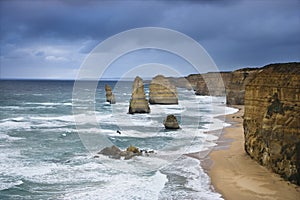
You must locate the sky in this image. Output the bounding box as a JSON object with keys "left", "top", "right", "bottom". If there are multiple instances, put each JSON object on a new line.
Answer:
{"left": 0, "top": 0, "right": 299, "bottom": 79}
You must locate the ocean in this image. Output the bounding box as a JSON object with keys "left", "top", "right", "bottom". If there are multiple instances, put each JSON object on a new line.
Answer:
{"left": 0, "top": 80, "right": 237, "bottom": 200}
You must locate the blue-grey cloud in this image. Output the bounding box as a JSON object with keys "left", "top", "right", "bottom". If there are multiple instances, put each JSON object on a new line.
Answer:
{"left": 0, "top": 0, "right": 299, "bottom": 79}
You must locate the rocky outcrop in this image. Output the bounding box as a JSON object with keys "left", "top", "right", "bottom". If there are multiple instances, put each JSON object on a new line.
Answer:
{"left": 167, "top": 77, "right": 193, "bottom": 90}
{"left": 98, "top": 145, "right": 122, "bottom": 159}
{"left": 105, "top": 84, "right": 116, "bottom": 104}
{"left": 149, "top": 75, "right": 178, "bottom": 104}
{"left": 186, "top": 72, "right": 232, "bottom": 96}
{"left": 163, "top": 114, "right": 180, "bottom": 129}
{"left": 243, "top": 62, "right": 300, "bottom": 185}
{"left": 128, "top": 76, "right": 150, "bottom": 114}
{"left": 97, "top": 145, "right": 142, "bottom": 160}
{"left": 226, "top": 68, "right": 259, "bottom": 105}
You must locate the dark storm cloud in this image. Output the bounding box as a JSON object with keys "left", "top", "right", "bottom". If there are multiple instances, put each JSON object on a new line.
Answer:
{"left": 0, "top": 0, "right": 166, "bottom": 43}
{"left": 0, "top": 0, "right": 299, "bottom": 79}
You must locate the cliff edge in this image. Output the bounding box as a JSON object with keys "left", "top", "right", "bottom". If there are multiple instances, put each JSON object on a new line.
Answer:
{"left": 243, "top": 62, "right": 300, "bottom": 185}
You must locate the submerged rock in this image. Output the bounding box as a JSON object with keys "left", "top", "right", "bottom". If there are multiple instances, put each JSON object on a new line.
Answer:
{"left": 128, "top": 76, "right": 150, "bottom": 114}
{"left": 163, "top": 114, "right": 180, "bottom": 129}
{"left": 105, "top": 84, "right": 116, "bottom": 104}
{"left": 149, "top": 75, "right": 178, "bottom": 104}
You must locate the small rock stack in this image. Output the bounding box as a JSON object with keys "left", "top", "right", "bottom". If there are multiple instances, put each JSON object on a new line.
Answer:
{"left": 163, "top": 114, "right": 180, "bottom": 129}
{"left": 128, "top": 76, "right": 150, "bottom": 114}
{"left": 105, "top": 84, "right": 116, "bottom": 104}
{"left": 149, "top": 75, "right": 178, "bottom": 104}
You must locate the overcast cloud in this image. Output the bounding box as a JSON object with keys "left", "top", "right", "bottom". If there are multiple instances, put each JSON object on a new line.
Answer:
{"left": 0, "top": 0, "right": 299, "bottom": 79}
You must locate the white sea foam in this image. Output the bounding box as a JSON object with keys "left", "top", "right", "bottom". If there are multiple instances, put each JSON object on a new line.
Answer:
{"left": 159, "top": 156, "right": 223, "bottom": 200}
{"left": 0, "top": 133, "right": 25, "bottom": 141}
{"left": 0, "top": 121, "right": 31, "bottom": 130}
{"left": 0, "top": 179, "right": 23, "bottom": 191}
{"left": 24, "top": 102, "right": 72, "bottom": 106}
{"left": 62, "top": 170, "right": 167, "bottom": 200}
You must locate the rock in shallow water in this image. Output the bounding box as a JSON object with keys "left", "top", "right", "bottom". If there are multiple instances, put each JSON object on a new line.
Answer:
{"left": 97, "top": 145, "right": 143, "bottom": 160}
{"left": 105, "top": 84, "right": 116, "bottom": 104}
{"left": 163, "top": 114, "right": 180, "bottom": 129}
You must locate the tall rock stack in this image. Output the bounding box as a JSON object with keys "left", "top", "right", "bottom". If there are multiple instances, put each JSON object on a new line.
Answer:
{"left": 243, "top": 62, "right": 300, "bottom": 185}
{"left": 105, "top": 84, "right": 116, "bottom": 104}
{"left": 149, "top": 75, "right": 178, "bottom": 104}
{"left": 128, "top": 76, "right": 150, "bottom": 114}
{"left": 226, "top": 68, "right": 259, "bottom": 105}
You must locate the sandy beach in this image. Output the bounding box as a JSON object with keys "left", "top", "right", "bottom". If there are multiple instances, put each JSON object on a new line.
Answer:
{"left": 206, "top": 105, "right": 300, "bottom": 200}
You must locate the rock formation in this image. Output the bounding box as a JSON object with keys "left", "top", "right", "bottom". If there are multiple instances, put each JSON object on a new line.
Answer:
{"left": 105, "top": 84, "right": 116, "bottom": 104}
{"left": 97, "top": 145, "right": 143, "bottom": 160}
{"left": 98, "top": 145, "right": 122, "bottom": 159}
{"left": 128, "top": 76, "right": 150, "bottom": 114}
{"left": 163, "top": 114, "right": 180, "bottom": 129}
{"left": 243, "top": 62, "right": 300, "bottom": 185}
{"left": 149, "top": 75, "right": 178, "bottom": 104}
{"left": 226, "top": 68, "right": 259, "bottom": 105}
{"left": 167, "top": 77, "right": 193, "bottom": 90}
{"left": 186, "top": 72, "right": 232, "bottom": 96}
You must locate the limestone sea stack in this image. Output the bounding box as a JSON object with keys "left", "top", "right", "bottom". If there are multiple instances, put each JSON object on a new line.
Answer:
{"left": 149, "top": 75, "right": 178, "bottom": 104}
{"left": 128, "top": 76, "right": 150, "bottom": 114}
{"left": 163, "top": 114, "right": 180, "bottom": 129}
{"left": 105, "top": 84, "right": 116, "bottom": 104}
{"left": 243, "top": 62, "right": 300, "bottom": 185}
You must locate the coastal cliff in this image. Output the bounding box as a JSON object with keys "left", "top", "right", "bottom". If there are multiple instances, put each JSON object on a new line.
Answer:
{"left": 128, "top": 76, "right": 150, "bottom": 114}
{"left": 149, "top": 75, "right": 178, "bottom": 104}
{"left": 243, "top": 62, "right": 300, "bottom": 185}
{"left": 186, "top": 72, "right": 231, "bottom": 96}
{"left": 226, "top": 68, "right": 259, "bottom": 105}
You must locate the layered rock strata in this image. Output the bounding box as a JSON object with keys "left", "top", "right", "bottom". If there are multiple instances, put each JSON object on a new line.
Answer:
{"left": 163, "top": 114, "right": 180, "bottom": 129}
{"left": 105, "top": 84, "right": 116, "bottom": 104}
{"left": 226, "top": 68, "right": 259, "bottom": 105}
{"left": 186, "top": 72, "right": 232, "bottom": 96}
{"left": 128, "top": 76, "right": 150, "bottom": 114}
{"left": 149, "top": 75, "right": 178, "bottom": 104}
{"left": 243, "top": 62, "right": 300, "bottom": 185}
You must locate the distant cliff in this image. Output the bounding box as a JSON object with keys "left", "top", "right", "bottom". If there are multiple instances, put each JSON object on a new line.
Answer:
{"left": 243, "top": 62, "right": 300, "bottom": 185}
{"left": 226, "top": 68, "right": 259, "bottom": 105}
{"left": 187, "top": 72, "right": 230, "bottom": 96}
{"left": 170, "top": 70, "right": 258, "bottom": 101}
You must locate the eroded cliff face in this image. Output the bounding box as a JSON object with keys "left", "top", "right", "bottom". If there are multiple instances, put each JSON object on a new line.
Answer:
{"left": 243, "top": 62, "right": 300, "bottom": 185}
{"left": 186, "top": 72, "right": 232, "bottom": 96}
{"left": 226, "top": 68, "right": 259, "bottom": 105}
{"left": 149, "top": 75, "right": 178, "bottom": 104}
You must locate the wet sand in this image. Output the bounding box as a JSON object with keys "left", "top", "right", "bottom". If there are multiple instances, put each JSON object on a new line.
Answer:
{"left": 203, "top": 105, "right": 300, "bottom": 200}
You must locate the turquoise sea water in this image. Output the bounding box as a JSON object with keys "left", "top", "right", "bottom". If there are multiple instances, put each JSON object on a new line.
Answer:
{"left": 0, "top": 80, "right": 237, "bottom": 199}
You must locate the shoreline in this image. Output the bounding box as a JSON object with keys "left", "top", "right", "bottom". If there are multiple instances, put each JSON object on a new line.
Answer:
{"left": 200, "top": 105, "right": 300, "bottom": 199}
